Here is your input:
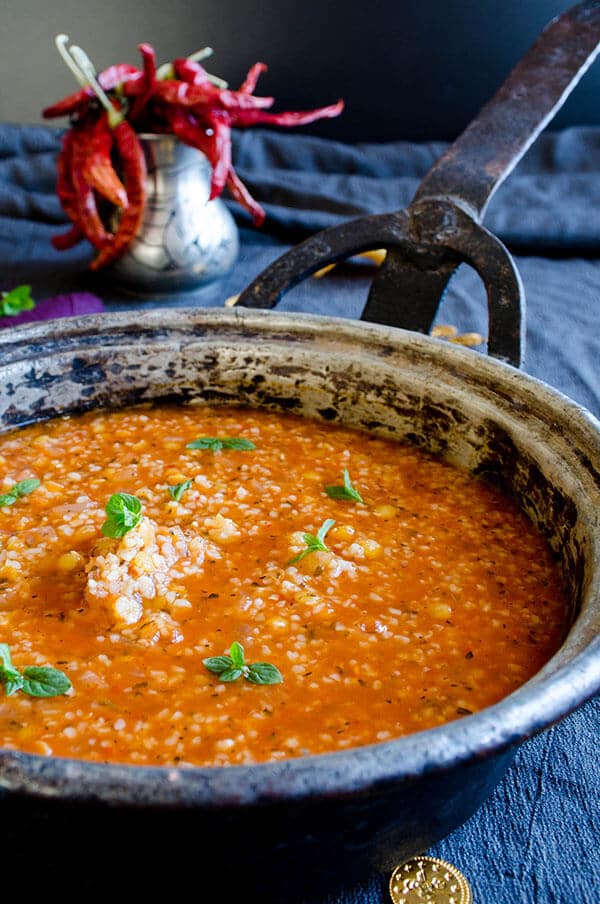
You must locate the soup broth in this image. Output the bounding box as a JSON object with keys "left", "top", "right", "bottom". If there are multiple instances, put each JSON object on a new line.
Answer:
{"left": 0, "top": 404, "right": 568, "bottom": 767}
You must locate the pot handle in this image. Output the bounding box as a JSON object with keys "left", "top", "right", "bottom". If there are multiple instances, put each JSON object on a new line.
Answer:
{"left": 235, "top": 1, "right": 600, "bottom": 368}
{"left": 412, "top": 1, "right": 600, "bottom": 219}
{"left": 361, "top": 0, "right": 600, "bottom": 358}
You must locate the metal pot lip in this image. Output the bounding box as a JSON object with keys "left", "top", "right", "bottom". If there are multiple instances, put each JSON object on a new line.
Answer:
{"left": 0, "top": 303, "right": 597, "bottom": 413}
{"left": 1, "top": 305, "right": 599, "bottom": 807}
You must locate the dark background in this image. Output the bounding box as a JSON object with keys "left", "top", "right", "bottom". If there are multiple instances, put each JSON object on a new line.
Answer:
{"left": 2, "top": 0, "right": 598, "bottom": 142}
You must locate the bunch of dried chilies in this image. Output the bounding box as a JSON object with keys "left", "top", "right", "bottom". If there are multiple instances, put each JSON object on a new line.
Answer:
{"left": 43, "top": 36, "right": 343, "bottom": 269}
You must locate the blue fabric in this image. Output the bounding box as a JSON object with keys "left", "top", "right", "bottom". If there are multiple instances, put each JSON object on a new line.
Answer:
{"left": 0, "top": 121, "right": 598, "bottom": 903}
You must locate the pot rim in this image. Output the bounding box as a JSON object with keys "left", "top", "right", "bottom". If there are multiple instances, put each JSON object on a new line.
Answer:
{"left": 0, "top": 306, "right": 598, "bottom": 808}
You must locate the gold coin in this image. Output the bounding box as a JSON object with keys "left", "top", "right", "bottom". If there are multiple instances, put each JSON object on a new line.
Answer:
{"left": 389, "top": 855, "right": 473, "bottom": 904}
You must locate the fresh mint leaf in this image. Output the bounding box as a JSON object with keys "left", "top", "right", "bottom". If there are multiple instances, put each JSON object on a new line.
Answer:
{"left": 102, "top": 492, "right": 143, "bottom": 538}
{"left": 186, "top": 436, "right": 256, "bottom": 452}
{"left": 22, "top": 666, "right": 72, "bottom": 697}
{"left": 203, "top": 655, "right": 234, "bottom": 674}
{"left": 0, "top": 643, "right": 13, "bottom": 666}
{"left": 325, "top": 468, "right": 364, "bottom": 503}
{"left": 0, "top": 643, "right": 24, "bottom": 696}
{"left": 0, "top": 477, "right": 40, "bottom": 508}
{"left": 0, "top": 285, "right": 35, "bottom": 317}
{"left": 0, "top": 644, "right": 71, "bottom": 698}
{"left": 289, "top": 518, "right": 336, "bottom": 564}
{"left": 218, "top": 668, "right": 244, "bottom": 683}
{"left": 246, "top": 662, "right": 283, "bottom": 685}
{"left": 1, "top": 671, "right": 24, "bottom": 696}
{"left": 316, "top": 518, "right": 336, "bottom": 544}
{"left": 203, "top": 642, "right": 282, "bottom": 686}
{"left": 168, "top": 479, "right": 193, "bottom": 501}
{"left": 219, "top": 438, "right": 256, "bottom": 450}
{"left": 229, "top": 641, "right": 245, "bottom": 669}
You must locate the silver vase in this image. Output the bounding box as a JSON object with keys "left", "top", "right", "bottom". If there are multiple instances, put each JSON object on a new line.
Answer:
{"left": 104, "top": 133, "right": 239, "bottom": 296}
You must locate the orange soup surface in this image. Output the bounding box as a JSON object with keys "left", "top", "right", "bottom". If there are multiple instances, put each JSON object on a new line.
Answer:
{"left": 0, "top": 405, "right": 568, "bottom": 766}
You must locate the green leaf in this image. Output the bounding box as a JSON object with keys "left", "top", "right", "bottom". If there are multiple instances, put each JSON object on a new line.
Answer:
{"left": 105, "top": 492, "right": 142, "bottom": 521}
{"left": 316, "top": 518, "right": 336, "bottom": 544}
{"left": 0, "top": 285, "right": 35, "bottom": 317}
{"left": 229, "top": 641, "right": 245, "bottom": 669}
{"left": 288, "top": 518, "right": 336, "bottom": 564}
{"left": 0, "top": 477, "right": 40, "bottom": 508}
{"left": 2, "top": 673, "right": 24, "bottom": 696}
{"left": 246, "top": 662, "right": 283, "bottom": 685}
{"left": 0, "top": 643, "right": 13, "bottom": 669}
{"left": 325, "top": 468, "right": 364, "bottom": 503}
{"left": 14, "top": 478, "right": 41, "bottom": 496}
{"left": 102, "top": 492, "right": 143, "bottom": 538}
{"left": 22, "top": 666, "right": 72, "bottom": 697}
{"left": 0, "top": 643, "right": 24, "bottom": 696}
{"left": 218, "top": 668, "right": 244, "bottom": 683}
{"left": 220, "top": 438, "right": 256, "bottom": 450}
{"left": 203, "top": 655, "right": 234, "bottom": 674}
{"left": 168, "top": 479, "right": 193, "bottom": 501}
{"left": 185, "top": 436, "right": 256, "bottom": 452}
{"left": 204, "top": 643, "right": 282, "bottom": 686}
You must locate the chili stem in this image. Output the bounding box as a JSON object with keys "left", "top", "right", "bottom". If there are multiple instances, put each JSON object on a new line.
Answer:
{"left": 55, "top": 34, "right": 88, "bottom": 87}
{"left": 156, "top": 46, "right": 228, "bottom": 88}
{"left": 156, "top": 46, "right": 215, "bottom": 80}
{"left": 69, "top": 44, "right": 124, "bottom": 127}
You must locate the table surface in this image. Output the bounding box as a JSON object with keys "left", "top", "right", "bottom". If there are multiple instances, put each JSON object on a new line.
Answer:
{"left": 0, "top": 121, "right": 599, "bottom": 903}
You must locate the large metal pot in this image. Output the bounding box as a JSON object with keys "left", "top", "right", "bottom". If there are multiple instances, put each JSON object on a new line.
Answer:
{"left": 0, "top": 307, "right": 599, "bottom": 899}
{"left": 0, "top": 3, "right": 599, "bottom": 899}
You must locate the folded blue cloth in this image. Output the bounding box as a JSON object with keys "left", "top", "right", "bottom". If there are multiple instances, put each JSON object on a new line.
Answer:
{"left": 0, "top": 121, "right": 598, "bottom": 904}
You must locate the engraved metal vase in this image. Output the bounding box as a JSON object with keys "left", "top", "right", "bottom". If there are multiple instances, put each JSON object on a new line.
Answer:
{"left": 105, "top": 133, "right": 239, "bottom": 296}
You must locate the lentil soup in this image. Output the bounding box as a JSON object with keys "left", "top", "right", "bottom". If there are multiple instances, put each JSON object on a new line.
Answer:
{"left": 0, "top": 404, "right": 568, "bottom": 767}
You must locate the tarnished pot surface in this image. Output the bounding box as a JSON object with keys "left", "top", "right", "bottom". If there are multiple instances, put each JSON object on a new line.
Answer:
{"left": 0, "top": 308, "right": 598, "bottom": 899}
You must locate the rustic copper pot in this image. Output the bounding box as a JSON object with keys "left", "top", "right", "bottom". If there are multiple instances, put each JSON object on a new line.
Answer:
{"left": 0, "top": 307, "right": 598, "bottom": 899}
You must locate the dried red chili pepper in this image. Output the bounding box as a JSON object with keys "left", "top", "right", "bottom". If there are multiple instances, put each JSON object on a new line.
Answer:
{"left": 165, "top": 106, "right": 231, "bottom": 200}
{"left": 46, "top": 39, "right": 344, "bottom": 265}
{"left": 81, "top": 113, "right": 128, "bottom": 209}
{"left": 42, "top": 64, "right": 142, "bottom": 119}
{"left": 231, "top": 99, "right": 344, "bottom": 129}
{"left": 128, "top": 43, "right": 158, "bottom": 122}
{"left": 54, "top": 129, "right": 80, "bottom": 223}
{"left": 226, "top": 167, "right": 266, "bottom": 227}
{"left": 203, "top": 111, "right": 233, "bottom": 199}
{"left": 51, "top": 223, "right": 84, "bottom": 250}
{"left": 70, "top": 126, "right": 114, "bottom": 249}
{"left": 173, "top": 57, "right": 221, "bottom": 89}
{"left": 52, "top": 125, "right": 112, "bottom": 250}
{"left": 165, "top": 63, "right": 274, "bottom": 113}
{"left": 52, "top": 130, "right": 85, "bottom": 250}
{"left": 238, "top": 62, "right": 267, "bottom": 95}
{"left": 89, "top": 120, "right": 147, "bottom": 270}
{"left": 165, "top": 106, "right": 208, "bottom": 148}
{"left": 153, "top": 78, "right": 221, "bottom": 109}
{"left": 99, "top": 63, "right": 144, "bottom": 92}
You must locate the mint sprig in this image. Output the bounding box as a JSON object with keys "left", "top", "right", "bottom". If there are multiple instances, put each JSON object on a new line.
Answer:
{"left": 0, "top": 478, "right": 40, "bottom": 508}
{"left": 168, "top": 478, "right": 193, "bottom": 501}
{"left": 325, "top": 468, "right": 364, "bottom": 503}
{"left": 288, "top": 518, "right": 336, "bottom": 565}
{"left": 0, "top": 643, "right": 71, "bottom": 698}
{"left": 0, "top": 285, "right": 35, "bottom": 317}
{"left": 185, "top": 436, "right": 256, "bottom": 452}
{"left": 101, "top": 492, "right": 143, "bottom": 538}
{"left": 204, "top": 641, "right": 282, "bottom": 685}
